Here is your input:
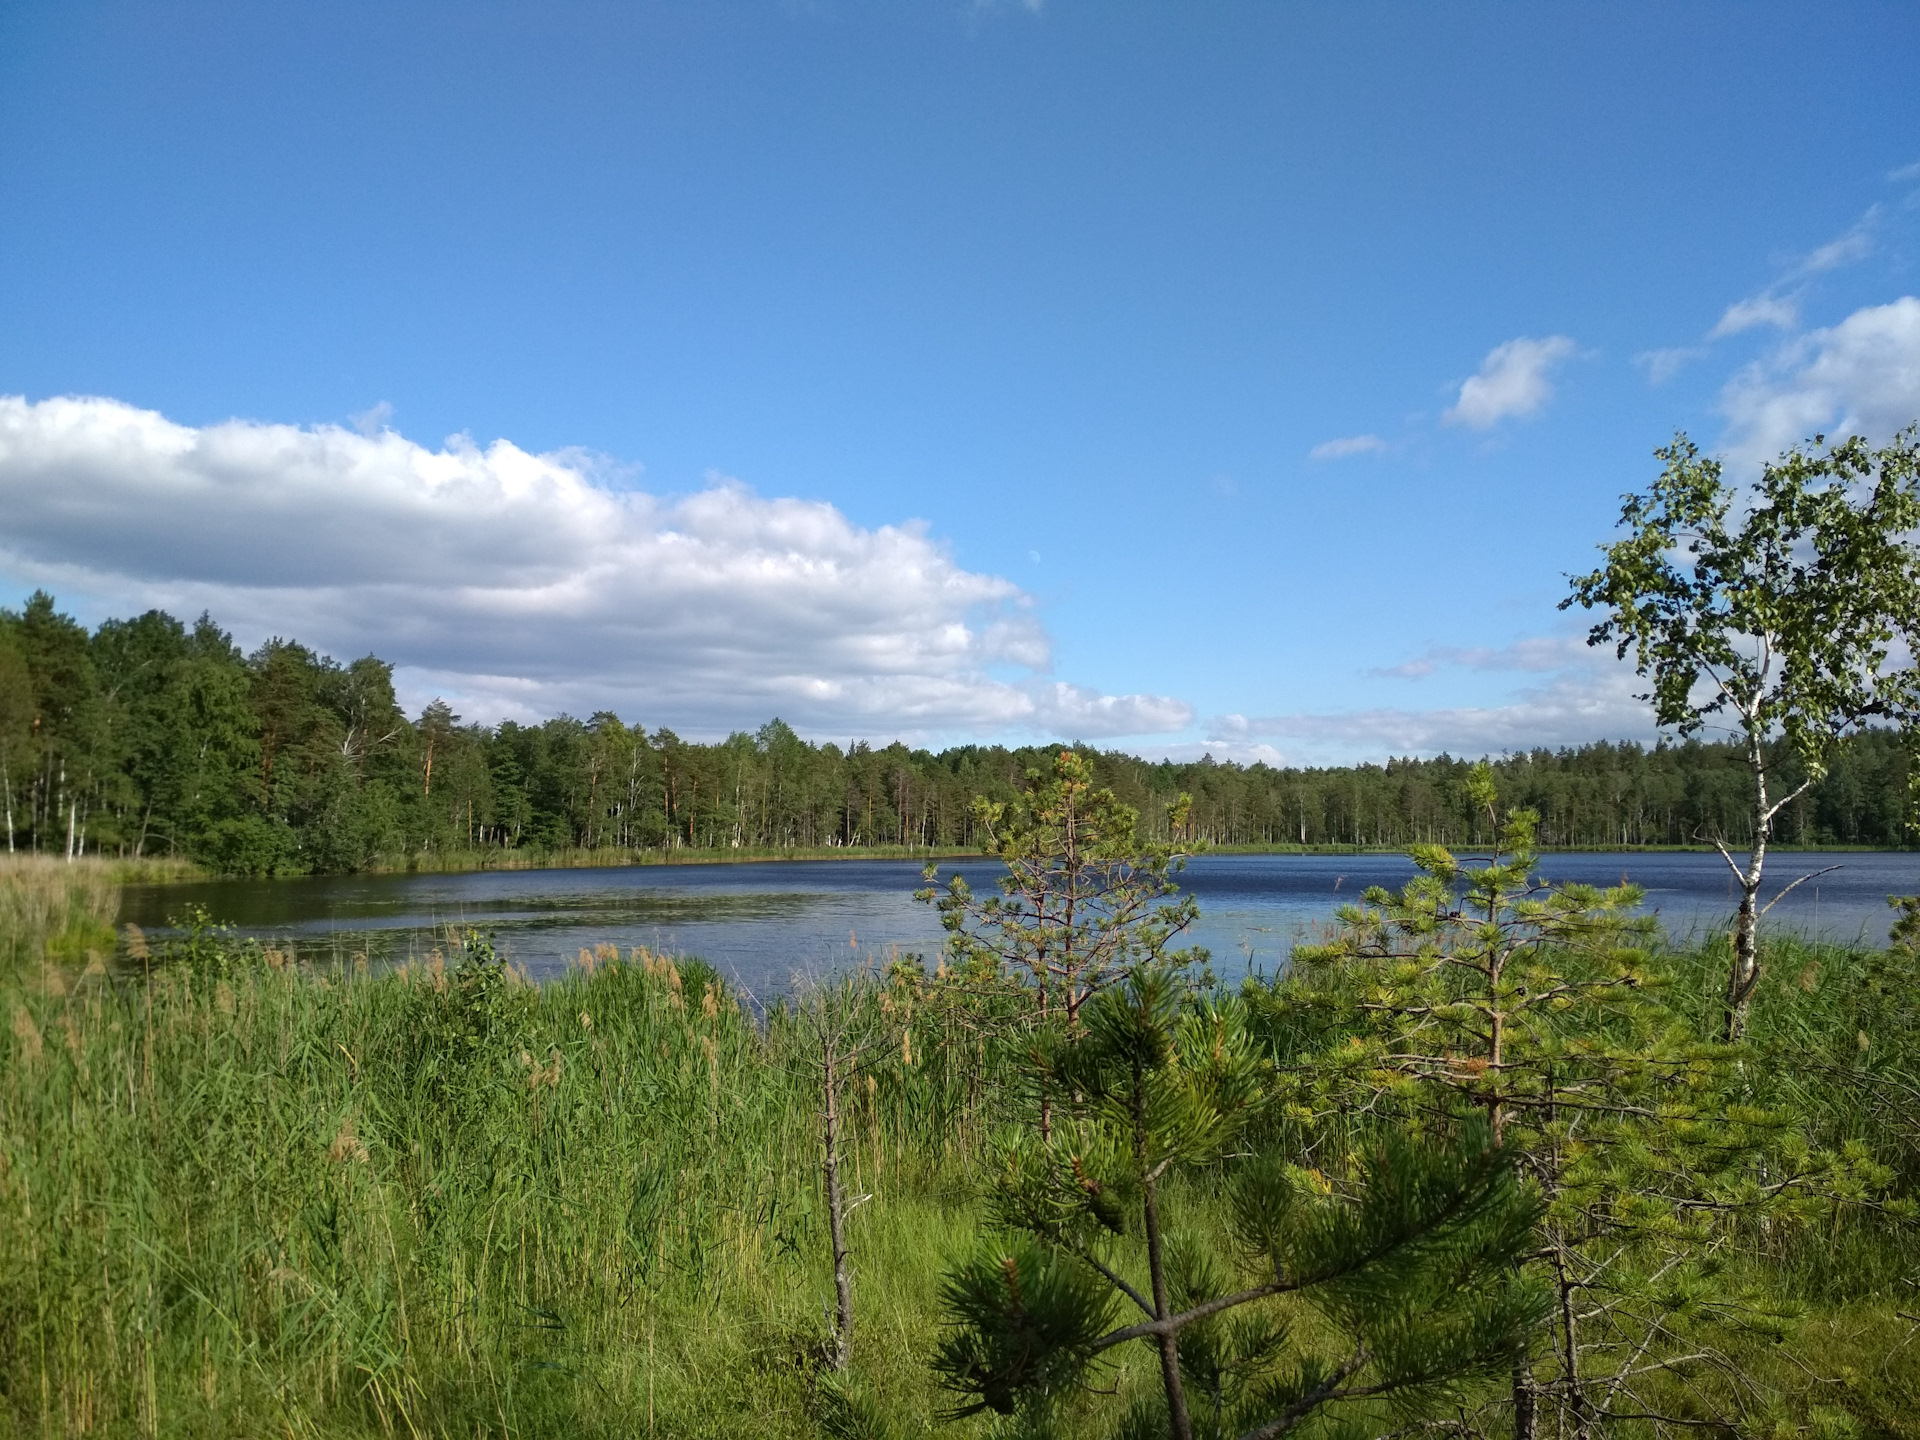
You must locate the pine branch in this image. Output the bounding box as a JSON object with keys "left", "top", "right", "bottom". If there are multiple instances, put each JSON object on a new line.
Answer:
{"left": 1091, "top": 1279, "right": 1297, "bottom": 1351}
{"left": 1073, "top": 1250, "right": 1155, "bottom": 1319}
{"left": 1234, "top": 1349, "right": 1370, "bottom": 1440}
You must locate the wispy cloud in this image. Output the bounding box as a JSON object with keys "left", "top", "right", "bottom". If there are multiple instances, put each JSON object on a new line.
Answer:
{"left": 967, "top": 0, "right": 1046, "bottom": 17}
{"left": 350, "top": 400, "right": 394, "bottom": 436}
{"left": 1207, "top": 644, "right": 1650, "bottom": 763}
{"left": 1308, "top": 433, "right": 1387, "bottom": 461}
{"left": 1126, "top": 739, "right": 1290, "bottom": 768}
{"left": 1708, "top": 294, "right": 1798, "bottom": 339}
{"left": 1442, "top": 335, "right": 1578, "bottom": 429}
{"left": 1370, "top": 657, "right": 1437, "bottom": 680}
{"left": 1367, "top": 636, "right": 1585, "bottom": 680}
{"left": 1636, "top": 345, "right": 1706, "bottom": 384}
{"left": 0, "top": 394, "right": 1193, "bottom": 742}
{"left": 1790, "top": 206, "right": 1879, "bottom": 279}
{"left": 1641, "top": 205, "right": 1886, "bottom": 386}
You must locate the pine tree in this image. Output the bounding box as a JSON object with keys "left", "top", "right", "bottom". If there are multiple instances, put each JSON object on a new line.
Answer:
{"left": 784, "top": 971, "right": 908, "bottom": 1373}
{"left": 921, "top": 748, "right": 1202, "bottom": 1030}
{"left": 1277, "top": 762, "right": 1892, "bottom": 1435}
{"left": 918, "top": 747, "right": 1206, "bottom": 1140}
{"left": 933, "top": 967, "right": 1548, "bottom": 1439}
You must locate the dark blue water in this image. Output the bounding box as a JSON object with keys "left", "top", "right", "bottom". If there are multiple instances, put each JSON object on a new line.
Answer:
{"left": 117, "top": 850, "right": 1920, "bottom": 994}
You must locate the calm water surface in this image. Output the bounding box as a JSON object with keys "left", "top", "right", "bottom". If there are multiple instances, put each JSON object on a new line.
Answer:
{"left": 118, "top": 850, "right": 1920, "bottom": 995}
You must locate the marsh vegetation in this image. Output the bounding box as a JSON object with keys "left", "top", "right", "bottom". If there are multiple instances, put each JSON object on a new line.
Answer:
{"left": 6, "top": 751, "right": 1920, "bottom": 1439}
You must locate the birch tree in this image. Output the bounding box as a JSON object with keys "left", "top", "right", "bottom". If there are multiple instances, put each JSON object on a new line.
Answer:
{"left": 1564, "top": 430, "right": 1920, "bottom": 1040}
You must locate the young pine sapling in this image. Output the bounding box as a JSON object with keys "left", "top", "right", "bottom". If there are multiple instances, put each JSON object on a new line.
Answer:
{"left": 1285, "top": 766, "right": 1892, "bottom": 1436}
{"left": 935, "top": 967, "right": 1547, "bottom": 1440}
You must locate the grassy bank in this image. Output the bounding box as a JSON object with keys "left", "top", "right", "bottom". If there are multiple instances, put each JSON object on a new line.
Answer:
{"left": 223, "top": 840, "right": 1920, "bottom": 884}
{"left": 55, "top": 843, "right": 1912, "bottom": 885}
{"left": 5, "top": 866, "right": 1920, "bottom": 1437}
{"left": 359, "top": 844, "right": 983, "bottom": 875}
{"left": 0, "top": 856, "right": 204, "bottom": 970}
{"left": 361, "top": 841, "right": 1920, "bottom": 879}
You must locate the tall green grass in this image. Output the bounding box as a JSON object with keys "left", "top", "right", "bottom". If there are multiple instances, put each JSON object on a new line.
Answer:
{"left": 6, "top": 861, "right": 1920, "bottom": 1437}
{"left": 0, "top": 927, "right": 1059, "bottom": 1438}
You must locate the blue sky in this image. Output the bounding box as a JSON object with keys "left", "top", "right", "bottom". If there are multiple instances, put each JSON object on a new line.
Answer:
{"left": 3, "top": 1, "right": 1919, "bottom": 762}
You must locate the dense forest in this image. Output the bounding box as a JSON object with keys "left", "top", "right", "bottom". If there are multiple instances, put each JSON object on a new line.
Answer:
{"left": 0, "top": 590, "right": 1910, "bottom": 874}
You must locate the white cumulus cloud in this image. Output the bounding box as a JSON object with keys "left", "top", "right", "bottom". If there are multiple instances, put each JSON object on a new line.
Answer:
{"left": 0, "top": 395, "right": 1192, "bottom": 741}
{"left": 1720, "top": 296, "right": 1920, "bottom": 472}
{"left": 1442, "top": 335, "right": 1578, "bottom": 429}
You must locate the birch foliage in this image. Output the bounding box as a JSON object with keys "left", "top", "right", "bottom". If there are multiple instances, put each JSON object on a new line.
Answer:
{"left": 1564, "top": 429, "right": 1920, "bottom": 1039}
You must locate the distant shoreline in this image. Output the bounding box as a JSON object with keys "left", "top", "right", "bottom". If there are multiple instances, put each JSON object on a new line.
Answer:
{"left": 86, "top": 839, "right": 1920, "bottom": 886}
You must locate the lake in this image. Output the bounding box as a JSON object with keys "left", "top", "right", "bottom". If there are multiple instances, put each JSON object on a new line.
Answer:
{"left": 115, "top": 849, "right": 1920, "bottom": 995}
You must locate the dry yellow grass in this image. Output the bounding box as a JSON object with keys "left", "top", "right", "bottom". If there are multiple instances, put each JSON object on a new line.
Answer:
{"left": 0, "top": 855, "right": 118, "bottom": 968}
{"left": 0, "top": 853, "right": 200, "bottom": 970}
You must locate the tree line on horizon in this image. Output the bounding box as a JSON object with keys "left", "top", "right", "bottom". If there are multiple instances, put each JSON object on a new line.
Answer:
{"left": 1, "top": 591, "right": 1908, "bottom": 875}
